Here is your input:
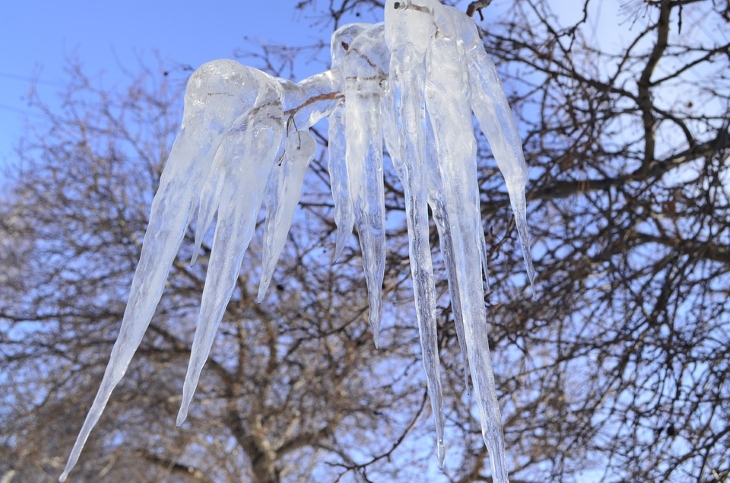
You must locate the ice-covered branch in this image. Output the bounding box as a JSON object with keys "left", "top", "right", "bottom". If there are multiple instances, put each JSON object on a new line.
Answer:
{"left": 61, "top": 3, "right": 533, "bottom": 483}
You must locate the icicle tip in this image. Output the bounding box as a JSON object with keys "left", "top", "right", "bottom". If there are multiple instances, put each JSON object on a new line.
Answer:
{"left": 437, "top": 438, "right": 446, "bottom": 468}
{"left": 176, "top": 407, "right": 189, "bottom": 428}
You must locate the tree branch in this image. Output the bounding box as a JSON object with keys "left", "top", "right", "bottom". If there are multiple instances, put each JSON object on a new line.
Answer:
{"left": 135, "top": 450, "right": 213, "bottom": 483}
{"left": 536, "top": 132, "right": 730, "bottom": 201}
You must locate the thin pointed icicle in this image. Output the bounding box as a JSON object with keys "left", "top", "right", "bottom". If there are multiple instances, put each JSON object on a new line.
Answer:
{"left": 457, "top": 10, "right": 536, "bottom": 290}
{"left": 177, "top": 72, "right": 285, "bottom": 427}
{"left": 257, "top": 129, "right": 317, "bottom": 302}
{"left": 344, "top": 23, "right": 388, "bottom": 347}
{"left": 387, "top": 83, "right": 471, "bottom": 384}
{"left": 385, "top": 0, "right": 446, "bottom": 466}
{"left": 428, "top": 5, "right": 510, "bottom": 481}
{"left": 424, "top": 116, "right": 471, "bottom": 392}
{"left": 381, "top": 87, "right": 401, "bottom": 164}
{"left": 60, "top": 59, "right": 264, "bottom": 483}
{"left": 327, "top": 24, "right": 370, "bottom": 261}
{"left": 328, "top": 105, "right": 353, "bottom": 261}
{"left": 191, "top": 148, "right": 227, "bottom": 265}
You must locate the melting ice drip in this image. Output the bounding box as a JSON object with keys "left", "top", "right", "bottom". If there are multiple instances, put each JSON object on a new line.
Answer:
{"left": 60, "top": 1, "right": 534, "bottom": 482}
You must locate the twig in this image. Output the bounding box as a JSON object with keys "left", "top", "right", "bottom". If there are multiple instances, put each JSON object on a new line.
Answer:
{"left": 466, "top": 0, "right": 493, "bottom": 20}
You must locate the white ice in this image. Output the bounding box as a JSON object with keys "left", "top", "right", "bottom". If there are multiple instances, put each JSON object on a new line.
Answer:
{"left": 385, "top": 0, "right": 446, "bottom": 466}
{"left": 344, "top": 23, "right": 389, "bottom": 346}
{"left": 457, "top": 8, "right": 536, "bottom": 290}
{"left": 328, "top": 24, "right": 371, "bottom": 261}
{"left": 257, "top": 128, "right": 317, "bottom": 302}
{"left": 60, "top": 59, "right": 278, "bottom": 482}
{"left": 61, "top": 3, "right": 534, "bottom": 482}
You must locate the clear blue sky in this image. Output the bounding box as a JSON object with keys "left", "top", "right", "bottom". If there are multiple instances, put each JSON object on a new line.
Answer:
{"left": 0, "top": 0, "right": 347, "bottom": 169}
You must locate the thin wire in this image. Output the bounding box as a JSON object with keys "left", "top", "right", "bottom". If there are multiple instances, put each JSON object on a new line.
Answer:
{"left": 0, "top": 71, "right": 67, "bottom": 88}
{"left": 0, "top": 103, "right": 45, "bottom": 119}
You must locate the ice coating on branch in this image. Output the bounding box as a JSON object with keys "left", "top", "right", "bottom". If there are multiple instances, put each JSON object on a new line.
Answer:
{"left": 59, "top": 59, "right": 271, "bottom": 482}
{"left": 456, "top": 9, "right": 536, "bottom": 290}
{"left": 344, "top": 23, "right": 388, "bottom": 346}
{"left": 257, "top": 129, "right": 317, "bottom": 302}
{"left": 280, "top": 72, "right": 340, "bottom": 129}
{"left": 178, "top": 69, "right": 285, "bottom": 426}
{"left": 385, "top": 0, "right": 446, "bottom": 466}
{"left": 61, "top": 4, "right": 535, "bottom": 482}
{"left": 328, "top": 24, "right": 370, "bottom": 260}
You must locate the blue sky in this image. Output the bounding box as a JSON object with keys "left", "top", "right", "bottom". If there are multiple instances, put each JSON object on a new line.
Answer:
{"left": 0, "top": 0, "right": 617, "bottom": 173}
{"left": 0, "top": 0, "right": 346, "bottom": 170}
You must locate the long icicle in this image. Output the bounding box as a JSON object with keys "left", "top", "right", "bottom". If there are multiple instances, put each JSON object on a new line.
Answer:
{"left": 344, "top": 23, "right": 388, "bottom": 347}
{"left": 257, "top": 128, "right": 317, "bottom": 302}
{"left": 59, "top": 59, "right": 263, "bottom": 482}
{"left": 458, "top": 10, "right": 536, "bottom": 291}
{"left": 385, "top": 0, "right": 446, "bottom": 466}
{"left": 177, "top": 71, "right": 285, "bottom": 426}
{"left": 428, "top": 5, "right": 508, "bottom": 481}
{"left": 424, "top": 115, "right": 472, "bottom": 392}
{"left": 328, "top": 24, "right": 371, "bottom": 261}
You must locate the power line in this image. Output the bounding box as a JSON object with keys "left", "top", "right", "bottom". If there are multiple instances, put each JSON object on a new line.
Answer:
{"left": 0, "top": 71, "right": 67, "bottom": 88}
{"left": 0, "top": 103, "right": 45, "bottom": 120}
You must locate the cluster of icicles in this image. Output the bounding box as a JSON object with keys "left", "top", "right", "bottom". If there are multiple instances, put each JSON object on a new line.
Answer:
{"left": 61, "top": 1, "right": 534, "bottom": 482}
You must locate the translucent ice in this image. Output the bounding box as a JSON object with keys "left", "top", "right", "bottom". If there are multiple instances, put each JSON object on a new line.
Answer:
{"left": 328, "top": 24, "right": 371, "bottom": 260}
{"left": 327, "top": 103, "right": 352, "bottom": 260}
{"left": 424, "top": 117, "right": 471, "bottom": 391}
{"left": 257, "top": 128, "right": 317, "bottom": 302}
{"left": 456, "top": 8, "right": 536, "bottom": 289}
{"left": 428, "top": 4, "right": 508, "bottom": 480}
{"left": 385, "top": 0, "right": 446, "bottom": 466}
{"left": 60, "top": 59, "right": 278, "bottom": 482}
{"left": 282, "top": 71, "right": 339, "bottom": 128}
{"left": 61, "top": 5, "right": 534, "bottom": 483}
{"left": 344, "top": 23, "right": 388, "bottom": 346}
{"left": 178, "top": 67, "right": 285, "bottom": 426}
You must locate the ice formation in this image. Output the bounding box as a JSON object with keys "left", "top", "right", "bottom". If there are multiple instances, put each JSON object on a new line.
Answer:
{"left": 60, "top": 2, "right": 533, "bottom": 482}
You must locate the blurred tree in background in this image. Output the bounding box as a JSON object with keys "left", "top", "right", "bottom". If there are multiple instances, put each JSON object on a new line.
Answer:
{"left": 1, "top": 1, "right": 728, "bottom": 482}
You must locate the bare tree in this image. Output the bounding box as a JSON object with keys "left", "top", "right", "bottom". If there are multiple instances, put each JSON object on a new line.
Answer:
{"left": 0, "top": 61, "right": 435, "bottom": 483}
{"left": 1, "top": 1, "right": 728, "bottom": 482}
{"left": 288, "top": 0, "right": 730, "bottom": 481}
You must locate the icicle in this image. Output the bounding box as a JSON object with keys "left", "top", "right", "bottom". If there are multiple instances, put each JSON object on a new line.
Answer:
{"left": 427, "top": 5, "right": 508, "bottom": 481}
{"left": 384, "top": 0, "right": 446, "bottom": 466}
{"left": 327, "top": 106, "right": 352, "bottom": 261}
{"left": 328, "top": 24, "right": 371, "bottom": 260}
{"left": 59, "top": 59, "right": 270, "bottom": 482}
{"left": 344, "top": 23, "right": 388, "bottom": 347}
{"left": 387, "top": 72, "right": 471, "bottom": 384}
{"left": 456, "top": 9, "right": 536, "bottom": 290}
{"left": 257, "top": 128, "right": 317, "bottom": 302}
{"left": 381, "top": 86, "right": 401, "bottom": 164}
{"left": 178, "top": 69, "right": 285, "bottom": 426}
{"left": 424, "top": 115, "right": 471, "bottom": 391}
{"left": 253, "top": 69, "right": 346, "bottom": 300}
{"left": 61, "top": 6, "right": 537, "bottom": 481}
{"left": 190, "top": 162, "right": 225, "bottom": 265}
